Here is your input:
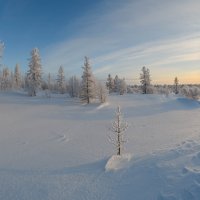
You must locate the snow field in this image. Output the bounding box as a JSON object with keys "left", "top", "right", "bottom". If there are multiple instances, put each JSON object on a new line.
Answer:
{"left": 0, "top": 92, "right": 200, "bottom": 199}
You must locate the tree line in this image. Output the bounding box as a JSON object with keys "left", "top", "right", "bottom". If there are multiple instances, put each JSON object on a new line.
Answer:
{"left": 0, "top": 45, "right": 200, "bottom": 102}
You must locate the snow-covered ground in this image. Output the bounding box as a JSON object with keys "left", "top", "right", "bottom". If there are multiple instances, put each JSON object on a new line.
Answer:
{"left": 0, "top": 92, "right": 200, "bottom": 199}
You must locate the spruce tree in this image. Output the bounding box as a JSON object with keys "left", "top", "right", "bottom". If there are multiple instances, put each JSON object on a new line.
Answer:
{"left": 80, "top": 57, "right": 96, "bottom": 104}
{"left": 140, "top": 66, "right": 151, "bottom": 94}
{"left": 114, "top": 75, "right": 120, "bottom": 93}
{"left": 48, "top": 73, "right": 51, "bottom": 91}
{"left": 174, "top": 77, "right": 179, "bottom": 94}
{"left": 119, "top": 78, "right": 127, "bottom": 95}
{"left": 1, "top": 67, "right": 10, "bottom": 91}
{"left": 27, "top": 48, "right": 42, "bottom": 96}
{"left": 57, "top": 66, "right": 65, "bottom": 94}
{"left": 14, "top": 64, "right": 21, "bottom": 89}
{"left": 69, "top": 76, "right": 80, "bottom": 98}
{"left": 106, "top": 74, "right": 114, "bottom": 93}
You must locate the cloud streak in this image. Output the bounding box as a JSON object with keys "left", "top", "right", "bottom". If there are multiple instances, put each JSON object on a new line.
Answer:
{"left": 43, "top": 0, "right": 200, "bottom": 84}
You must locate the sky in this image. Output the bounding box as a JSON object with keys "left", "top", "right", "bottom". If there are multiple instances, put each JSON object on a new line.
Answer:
{"left": 0, "top": 0, "right": 200, "bottom": 84}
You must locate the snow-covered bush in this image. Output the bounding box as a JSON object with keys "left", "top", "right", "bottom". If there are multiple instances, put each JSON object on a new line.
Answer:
{"left": 127, "top": 85, "right": 134, "bottom": 94}
{"left": 155, "top": 85, "right": 170, "bottom": 96}
{"left": 97, "top": 82, "right": 108, "bottom": 103}
{"left": 180, "top": 86, "right": 200, "bottom": 100}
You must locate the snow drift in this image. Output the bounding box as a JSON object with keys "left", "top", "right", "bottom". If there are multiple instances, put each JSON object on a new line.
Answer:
{"left": 105, "top": 154, "right": 132, "bottom": 171}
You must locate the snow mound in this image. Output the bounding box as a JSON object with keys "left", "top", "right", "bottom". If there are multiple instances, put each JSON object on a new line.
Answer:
{"left": 105, "top": 154, "right": 132, "bottom": 171}
{"left": 96, "top": 102, "right": 109, "bottom": 110}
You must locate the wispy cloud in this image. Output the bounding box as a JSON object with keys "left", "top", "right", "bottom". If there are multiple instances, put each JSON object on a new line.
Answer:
{"left": 43, "top": 0, "right": 200, "bottom": 83}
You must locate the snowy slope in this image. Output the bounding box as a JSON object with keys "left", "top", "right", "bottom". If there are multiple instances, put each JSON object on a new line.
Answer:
{"left": 0, "top": 92, "right": 200, "bottom": 199}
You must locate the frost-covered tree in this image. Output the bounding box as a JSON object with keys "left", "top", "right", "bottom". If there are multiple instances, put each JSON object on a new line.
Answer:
{"left": 27, "top": 48, "right": 42, "bottom": 96}
{"left": 119, "top": 78, "right": 127, "bottom": 95}
{"left": 14, "top": 64, "right": 21, "bottom": 89}
{"left": 106, "top": 74, "right": 114, "bottom": 93}
{"left": 109, "top": 106, "right": 128, "bottom": 156}
{"left": 1, "top": 67, "right": 10, "bottom": 90}
{"left": 140, "top": 66, "right": 151, "bottom": 94}
{"left": 114, "top": 75, "right": 120, "bottom": 93}
{"left": 181, "top": 86, "right": 200, "bottom": 100}
{"left": 113, "top": 76, "right": 127, "bottom": 95}
{"left": 97, "top": 81, "right": 108, "bottom": 103}
{"left": 68, "top": 76, "right": 80, "bottom": 98}
{"left": 43, "top": 73, "right": 52, "bottom": 98}
{"left": 174, "top": 77, "right": 179, "bottom": 94}
{"left": 57, "top": 66, "right": 65, "bottom": 94}
{"left": 47, "top": 73, "right": 51, "bottom": 90}
{"left": 19, "top": 73, "right": 25, "bottom": 89}
{"left": 10, "top": 71, "right": 15, "bottom": 89}
{"left": 157, "top": 85, "right": 169, "bottom": 97}
{"left": 187, "top": 86, "right": 200, "bottom": 100}
{"left": 80, "top": 56, "right": 96, "bottom": 104}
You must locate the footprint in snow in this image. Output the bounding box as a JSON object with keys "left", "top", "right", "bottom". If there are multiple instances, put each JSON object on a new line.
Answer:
{"left": 49, "top": 131, "right": 70, "bottom": 143}
{"left": 54, "top": 134, "right": 69, "bottom": 142}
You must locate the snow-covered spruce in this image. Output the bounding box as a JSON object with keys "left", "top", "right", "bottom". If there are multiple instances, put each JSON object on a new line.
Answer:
{"left": 14, "top": 64, "right": 21, "bottom": 89}
{"left": 119, "top": 78, "right": 127, "bottom": 95}
{"left": 57, "top": 66, "right": 65, "bottom": 94}
{"left": 26, "top": 48, "right": 42, "bottom": 96}
{"left": 113, "top": 75, "right": 120, "bottom": 93}
{"left": 106, "top": 74, "right": 114, "bottom": 93}
{"left": 140, "top": 66, "right": 152, "bottom": 94}
{"left": 0, "top": 67, "right": 10, "bottom": 91}
{"left": 68, "top": 76, "right": 80, "bottom": 98}
{"left": 112, "top": 75, "right": 127, "bottom": 95}
{"left": 80, "top": 56, "right": 96, "bottom": 104}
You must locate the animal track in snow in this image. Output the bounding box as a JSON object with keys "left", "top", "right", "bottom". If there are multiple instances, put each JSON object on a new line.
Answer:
{"left": 49, "top": 130, "right": 70, "bottom": 143}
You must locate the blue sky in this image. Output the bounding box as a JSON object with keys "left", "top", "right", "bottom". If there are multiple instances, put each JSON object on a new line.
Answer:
{"left": 0, "top": 0, "right": 200, "bottom": 84}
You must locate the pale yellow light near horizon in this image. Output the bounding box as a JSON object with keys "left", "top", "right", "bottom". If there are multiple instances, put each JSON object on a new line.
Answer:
{"left": 124, "top": 68, "right": 200, "bottom": 85}
{"left": 151, "top": 70, "right": 200, "bottom": 85}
